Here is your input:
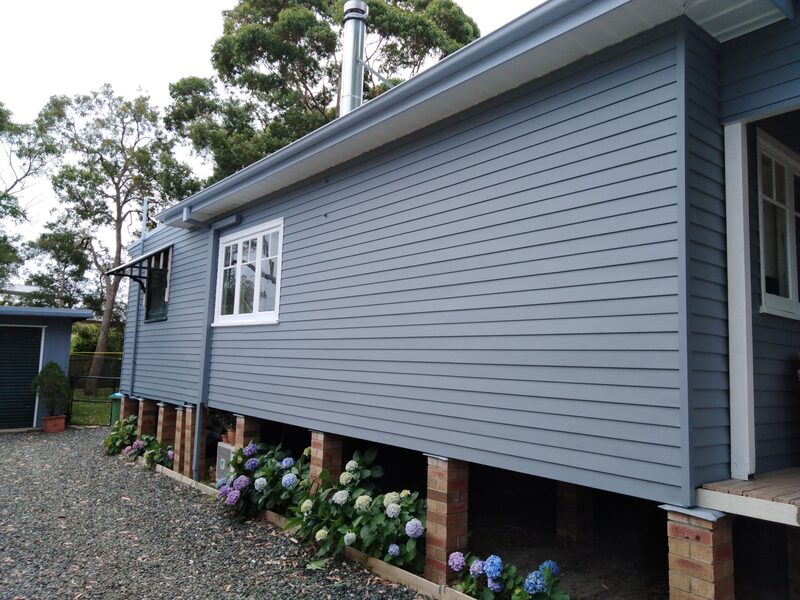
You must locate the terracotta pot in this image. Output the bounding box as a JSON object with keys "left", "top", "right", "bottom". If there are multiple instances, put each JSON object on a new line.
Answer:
{"left": 42, "top": 415, "right": 66, "bottom": 433}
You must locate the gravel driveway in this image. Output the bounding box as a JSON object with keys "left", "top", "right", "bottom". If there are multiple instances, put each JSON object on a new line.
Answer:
{"left": 0, "top": 427, "right": 426, "bottom": 600}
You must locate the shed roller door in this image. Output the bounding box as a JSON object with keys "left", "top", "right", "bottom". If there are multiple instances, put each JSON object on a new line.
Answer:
{"left": 0, "top": 327, "right": 42, "bottom": 428}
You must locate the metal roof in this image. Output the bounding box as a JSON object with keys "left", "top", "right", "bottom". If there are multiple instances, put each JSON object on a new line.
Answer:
{"left": 156, "top": 0, "right": 792, "bottom": 228}
{"left": 0, "top": 306, "right": 94, "bottom": 321}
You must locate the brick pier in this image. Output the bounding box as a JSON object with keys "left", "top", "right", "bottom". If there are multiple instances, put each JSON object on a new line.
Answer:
{"left": 424, "top": 456, "right": 469, "bottom": 584}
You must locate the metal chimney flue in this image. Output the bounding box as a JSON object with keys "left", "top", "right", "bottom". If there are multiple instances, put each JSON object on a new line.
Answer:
{"left": 339, "top": 0, "right": 368, "bottom": 117}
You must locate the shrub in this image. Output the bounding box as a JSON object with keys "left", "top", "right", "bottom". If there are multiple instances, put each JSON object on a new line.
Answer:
{"left": 122, "top": 434, "right": 156, "bottom": 459}
{"left": 31, "top": 360, "right": 71, "bottom": 416}
{"left": 144, "top": 441, "right": 174, "bottom": 469}
{"left": 103, "top": 415, "right": 137, "bottom": 455}
{"left": 450, "top": 553, "right": 569, "bottom": 600}
{"left": 216, "top": 443, "right": 311, "bottom": 518}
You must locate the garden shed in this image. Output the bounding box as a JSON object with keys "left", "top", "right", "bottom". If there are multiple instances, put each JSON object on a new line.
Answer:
{"left": 0, "top": 306, "right": 92, "bottom": 429}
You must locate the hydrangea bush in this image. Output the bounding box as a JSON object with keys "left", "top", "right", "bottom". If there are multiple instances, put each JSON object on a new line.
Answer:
{"left": 144, "top": 441, "right": 174, "bottom": 469}
{"left": 449, "top": 553, "right": 569, "bottom": 600}
{"left": 122, "top": 434, "right": 156, "bottom": 459}
{"left": 215, "top": 442, "right": 310, "bottom": 518}
{"left": 103, "top": 416, "right": 138, "bottom": 455}
{"left": 285, "top": 447, "right": 427, "bottom": 572}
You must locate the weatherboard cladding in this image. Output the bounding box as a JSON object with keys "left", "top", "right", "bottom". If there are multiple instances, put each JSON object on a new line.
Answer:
{"left": 196, "top": 25, "right": 687, "bottom": 505}
{"left": 683, "top": 23, "right": 731, "bottom": 488}
{"left": 719, "top": 9, "right": 800, "bottom": 123}
{"left": 118, "top": 225, "right": 209, "bottom": 406}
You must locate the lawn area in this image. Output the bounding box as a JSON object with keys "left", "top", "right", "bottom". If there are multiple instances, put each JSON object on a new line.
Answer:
{"left": 70, "top": 387, "right": 115, "bottom": 425}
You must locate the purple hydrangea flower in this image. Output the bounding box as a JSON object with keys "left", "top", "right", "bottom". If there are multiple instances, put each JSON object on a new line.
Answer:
{"left": 122, "top": 445, "right": 132, "bottom": 456}
{"left": 233, "top": 475, "right": 250, "bottom": 491}
{"left": 448, "top": 552, "right": 466, "bottom": 572}
{"left": 524, "top": 571, "right": 546, "bottom": 595}
{"left": 132, "top": 440, "right": 146, "bottom": 451}
{"left": 539, "top": 560, "right": 560, "bottom": 576}
{"left": 167, "top": 450, "right": 174, "bottom": 461}
{"left": 216, "top": 484, "right": 230, "bottom": 500}
{"left": 487, "top": 579, "right": 504, "bottom": 593}
{"left": 484, "top": 555, "right": 503, "bottom": 579}
{"left": 225, "top": 488, "right": 240, "bottom": 505}
{"left": 469, "top": 559, "right": 485, "bottom": 577}
{"left": 281, "top": 457, "right": 295, "bottom": 469}
{"left": 405, "top": 518, "right": 424, "bottom": 539}
{"left": 281, "top": 473, "right": 298, "bottom": 489}
{"left": 245, "top": 457, "right": 260, "bottom": 471}
{"left": 388, "top": 544, "right": 400, "bottom": 557}
{"left": 243, "top": 442, "right": 257, "bottom": 457}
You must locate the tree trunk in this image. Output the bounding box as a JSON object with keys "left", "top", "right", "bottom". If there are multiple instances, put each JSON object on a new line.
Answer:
{"left": 84, "top": 274, "right": 121, "bottom": 395}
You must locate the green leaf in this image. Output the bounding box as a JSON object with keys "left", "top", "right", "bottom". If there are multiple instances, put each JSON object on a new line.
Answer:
{"left": 369, "top": 464, "right": 384, "bottom": 478}
{"left": 307, "top": 558, "right": 328, "bottom": 570}
{"left": 406, "top": 538, "right": 416, "bottom": 553}
{"left": 479, "top": 588, "right": 495, "bottom": 600}
{"left": 363, "top": 447, "right": 378, "bottom": 465}
{"left": 549, "top": 588, "right": 570, "bottom": 600}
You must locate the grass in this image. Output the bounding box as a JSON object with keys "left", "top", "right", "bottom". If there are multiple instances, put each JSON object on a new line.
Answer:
{"left": 70, "top": 387, "right": 115, "bottom": 426}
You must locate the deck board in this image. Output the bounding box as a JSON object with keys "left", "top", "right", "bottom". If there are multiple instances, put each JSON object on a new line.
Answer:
{"left": 702, "top": 468, "right": 800, "bottom": 506}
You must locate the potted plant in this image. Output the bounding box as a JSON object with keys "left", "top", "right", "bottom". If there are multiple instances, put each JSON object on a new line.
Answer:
{"left": 31, "top": 360, "right": 71, "bottom": 433}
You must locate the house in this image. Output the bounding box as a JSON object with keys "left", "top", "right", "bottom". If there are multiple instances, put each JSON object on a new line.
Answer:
{"left": 114, "top": 0, "right": 800, "bottom": 595}
{"left": 0, "top": 306, "right": 93, "bottom": 428}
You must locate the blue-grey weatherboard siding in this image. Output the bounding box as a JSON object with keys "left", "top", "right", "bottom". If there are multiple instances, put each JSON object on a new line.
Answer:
{"left": 119, "top": 225, "right": 210, "bottom": 406}
{"left": 718, "top": 10, "right": 800, "bottom": 473}
{"left": 719, "top": 5, "right": 800, "bottom": 123}
{"left": 119, "top": 20, "right": 732, "bottom": 506}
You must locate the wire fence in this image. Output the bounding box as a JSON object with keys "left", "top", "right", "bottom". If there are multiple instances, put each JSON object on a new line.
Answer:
{"left": 68, "top": 352, "right": 123, "bottom": 426}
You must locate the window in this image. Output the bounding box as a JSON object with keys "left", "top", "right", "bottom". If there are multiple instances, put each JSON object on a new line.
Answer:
{"left": 214, "top": 219, "right": 283, "bottom": 326}
{"left": 758, "top": 131, "right": 800, "bottom": 319}
{"left": 144, "top": 247, "right": 171, "bottom": 322}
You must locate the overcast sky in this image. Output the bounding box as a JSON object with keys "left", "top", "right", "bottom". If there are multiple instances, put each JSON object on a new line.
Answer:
{"left": 0, "top": 0, "right": 546, "bottom": 267}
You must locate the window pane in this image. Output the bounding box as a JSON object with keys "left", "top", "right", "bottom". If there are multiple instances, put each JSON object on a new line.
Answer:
{"left": 762, "top": 154, "right": 774, "bottom": 198}
{"left": 259, "top": 258, "right": 278, "bottom": 312}
{"left": 230, "top": 243, "right": 238, "bottom": 265}
{"left": 239, "top": 262, "right": 256, "bottom": 314}
{"left": 763, "top": 200, "right": 789, "bottom": 297}
{"left": 221, "top": 267, "right": 236, "bottom": 315}
{"left": 223, "top": 245, "right": 231, "bottom": 267}
{"left": 776, "top": 162, "right": 787, "bottom": 206}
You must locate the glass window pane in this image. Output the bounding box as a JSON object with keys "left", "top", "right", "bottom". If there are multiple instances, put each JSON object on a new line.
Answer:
{"left": 271, "top": 231, "right": 280, "bottom": 257}
{"left": 259, "top": 258, "right": 278, "bottom": 312}
{"left": 763, "top": 201, "right": 789, "bottom": 297}
{"left": 762, "top": 154, "right": 774, "bottom": 198}
{"left": 250, "top": 238, "right": 258, "bottom": 261}
{"left": 242, "top": 239, "right": 250, "bottom": 261}
{"left": 776, "top": 163, "right": 787, "bottom": 206}
{"left": 224, "top": 245, "right": 231, "bottom": 267}
{"left": 230, "top": 243, "right": 238, "bottom": 265}
{"left": 239, "top": 262, "right": 256, "bottom": 314}
{"left": 221, "top": 267, "right": 236, "bottom": 315}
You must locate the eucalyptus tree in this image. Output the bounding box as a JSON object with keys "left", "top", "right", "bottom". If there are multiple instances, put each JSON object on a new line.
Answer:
{"left": 166, "top": 0, "right": 480, "bottom": 183}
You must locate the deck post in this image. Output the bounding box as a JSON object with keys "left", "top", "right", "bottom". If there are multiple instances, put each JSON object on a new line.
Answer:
{"left": 310, "top": 431, "right": 343, "bottom": 486}
{"left": 789, "top": 527, "right": 800, "bottom": 599}
{"left": 173, "top": 407, "right": 186, "bottom": 474}
{"left": 557, "top": 482, "right": 593, "bottom": 542}
{"left": 667, "top": 510, "right": 734, "bottom": 600}
{"left": 234, "top": 414, "right": 261, "bottom": 449}
{"left": 424, "top": 455, "right": 469, "bottom": 585}
{"left": 136, "top": 399, "right": 158, "bottom": 437}
{"left": 120, "top": 395, "right": 138, "bottom": 421}
{"left": 156, "top": 402, "right": 177, "bottom": 446}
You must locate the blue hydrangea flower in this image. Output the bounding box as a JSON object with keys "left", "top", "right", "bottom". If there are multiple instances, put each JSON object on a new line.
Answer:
{"left": 216, "top": 484, "right": 230, "bottom": 500}
{"left": 281, "top": 457, "right": 295, "bottom": 469}
{"left": 448, "top": 552, "right": 465, "bottom": 572}
{"left": 469, "top": 559, "right": 484, "bottom": 577}
{"left": 487, "top": 579, "right": 504, "bottom": 593}
{"left": 281, "top": 473, "right": 298, "bottom": 489}
{"left": 484, "top": 555, "right": 503, "bottom": 579}
{"left": 344, "top": 532, "right": 357, "bottom": 546}
{"left": 385, "top": 503, "right": 401, "bottom": 518}
{"left": 215, "top": 478, "right": 227, "bottom": 489}
{"left": 539, "top": 560, "right": 560, "bottom": 576}
{"left": 524, "top": 570, "right": 546, "bottom": 595}
{"left": 254, "top": 477, "right": 267, "bottom": 492}
{"left": 245, "top": 457, "right": 260, "bottom": 471}
{"left": 233, "top": 475, "right": 250, "bottom": 491}
{"left": 225, "top": 488, "right": 241, "bottom": 506}
{"left": 388, "top": 543, "right": 401, "bottom": 557}
{"left": 243, "top": 442, "right": 257, "bottom": 457}
{"left": 405, "top": 518, "right": 424, "bottom": 539}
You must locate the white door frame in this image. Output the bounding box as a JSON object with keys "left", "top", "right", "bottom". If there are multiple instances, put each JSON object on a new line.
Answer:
{"left": 724, "top": 121, "right": 756, "bottom": 480}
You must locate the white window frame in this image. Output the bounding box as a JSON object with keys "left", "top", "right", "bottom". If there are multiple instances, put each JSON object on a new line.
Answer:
{"left": 757, "top": 130, "right": 800, "bottom": 320}
{"left": 213, "top": 218, "right": 284, "bottom": 327}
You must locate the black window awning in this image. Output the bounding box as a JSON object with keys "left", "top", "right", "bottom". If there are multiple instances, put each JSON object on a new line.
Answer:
{"left": 105, "top": 244, "right": 173, "bottom": 294}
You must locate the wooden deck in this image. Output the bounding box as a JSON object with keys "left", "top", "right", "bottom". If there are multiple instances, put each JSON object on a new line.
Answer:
{"left": 696, "top": 469, "right": 800, "bottom": 526}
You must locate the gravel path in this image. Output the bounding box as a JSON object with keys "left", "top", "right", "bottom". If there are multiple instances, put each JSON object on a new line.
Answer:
{"left": 0, "top": 427, "right": 427, "bottom": 600}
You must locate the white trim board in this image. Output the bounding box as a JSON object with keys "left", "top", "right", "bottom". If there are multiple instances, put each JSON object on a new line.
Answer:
{"left": 724, "top": 121, "right": 756, "bottom": 480}
{"left": 31, "top": 326, "right": 46, "bottom": 427}
{"left": 696, "top": 488, "right": 800, "bottom": 527}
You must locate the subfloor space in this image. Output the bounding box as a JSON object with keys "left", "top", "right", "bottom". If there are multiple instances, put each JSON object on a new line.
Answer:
{"left": 734, "top": 516, "right": 791, "bottom": 599}
{"left": 468, "top": 465, "right": 669, "bottom": 600}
